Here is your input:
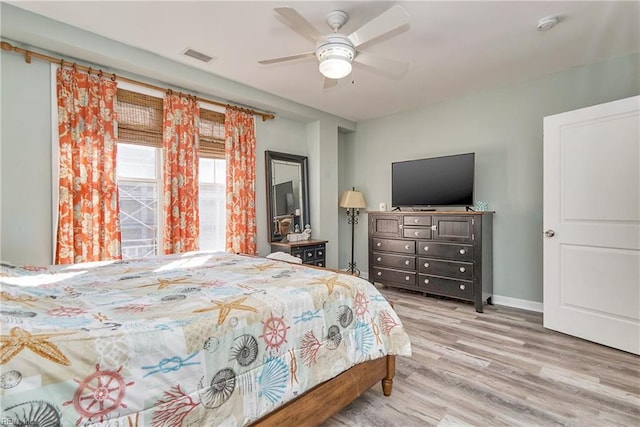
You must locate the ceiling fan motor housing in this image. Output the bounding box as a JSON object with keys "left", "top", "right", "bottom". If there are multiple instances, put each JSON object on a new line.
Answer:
{"left": 315, "top": 34, "right": 356, "bottom": 62}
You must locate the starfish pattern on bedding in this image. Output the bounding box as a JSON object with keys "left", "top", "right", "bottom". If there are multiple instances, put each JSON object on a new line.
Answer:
{"left": 193, "top": 296, "right": 258, "bottom": 325}
{"left": 307, "top": 275, "right": 351, "bottom": 295}
{"left": 248, "top": 263, "right": 280, "bottom": 272}
{"left": 0, "top": 327, "right": 73, "bottom": 365}
{"left": 0, "top": 291, "right": 38, "bottom": 306}
{"left": 141, "top": 277, "right": 190, "bottom": 290}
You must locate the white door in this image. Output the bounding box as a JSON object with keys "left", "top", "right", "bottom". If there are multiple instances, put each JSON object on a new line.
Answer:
{"left": 543, "top": 96, "right": 640, "bottom": 355}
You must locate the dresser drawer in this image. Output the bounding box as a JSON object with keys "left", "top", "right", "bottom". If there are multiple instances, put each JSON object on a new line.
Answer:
{"left": 372, "top": 252, "right": 416, "bottom": 270}
{"left": 418, "top": 242, "right": 473, "bottom": 261}
{"left": 418, "top": 275, "right": 473, "bottom": 301}
{"left": 286, "top": 242, "right": 326, "bottom": 266}
{"left": 372, "top": 267, "right": 416, "bottom": 286}
{"left": 403, "top": 216, "right": 432, "bottom": 226}
{"left": 372, "top": 238, "right": 415, "bottom": 254}
{"left": 418, "top": 257, "right": 473, "bottom": 280}
{"left": 403, "top": 227, "right": 432, "bottom": 239}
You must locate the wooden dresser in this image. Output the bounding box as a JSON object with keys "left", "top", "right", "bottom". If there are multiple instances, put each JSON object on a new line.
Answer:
{"left": 270, "top": 239, "right": 328, "bottom": 267}
{"left": 368, "top": 211, "right": 493, "bottom": 312}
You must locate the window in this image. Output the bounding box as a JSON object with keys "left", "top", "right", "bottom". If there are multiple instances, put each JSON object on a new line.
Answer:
{"left": 117, "top": 144, "right": 160, "bottom": 258}
{"left": 199, "top": 158, "right": 226, "bottom": 251}
{"left": 115, "top": 88, "right": 226, "bottom": 259}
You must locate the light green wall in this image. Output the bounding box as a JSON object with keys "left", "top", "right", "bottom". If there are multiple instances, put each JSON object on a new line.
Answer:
{"left": 0, "top": 52, "right": 53, "bottom": 264}
{"left": 346, "top": 53, "right": 640, "bottom": 303}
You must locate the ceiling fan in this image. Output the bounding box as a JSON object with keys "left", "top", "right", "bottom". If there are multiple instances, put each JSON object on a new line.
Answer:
{"left": 258, "top": 5, "right": 411, "bottom": 88}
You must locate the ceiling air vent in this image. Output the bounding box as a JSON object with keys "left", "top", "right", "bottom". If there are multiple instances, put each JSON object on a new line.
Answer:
{"left": 183, "top": 48, "right": 215, "bottom": 63}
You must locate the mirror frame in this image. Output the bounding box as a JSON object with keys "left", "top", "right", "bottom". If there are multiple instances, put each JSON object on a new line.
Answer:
{"left": 265, "top": 150, "right": 310, "bottom": 242}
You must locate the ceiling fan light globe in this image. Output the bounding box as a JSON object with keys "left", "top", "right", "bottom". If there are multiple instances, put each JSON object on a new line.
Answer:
{"left": 319, "top": 56, "right": 352, "bottom": 79}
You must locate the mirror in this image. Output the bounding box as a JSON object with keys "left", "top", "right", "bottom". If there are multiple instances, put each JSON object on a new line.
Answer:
{"left": 265, "top": 151, "right": 310, "bottom": 242}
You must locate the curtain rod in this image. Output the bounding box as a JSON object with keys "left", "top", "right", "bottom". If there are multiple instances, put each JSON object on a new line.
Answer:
{"left": 1, "top": 41, "right": 276, "bottom": 121}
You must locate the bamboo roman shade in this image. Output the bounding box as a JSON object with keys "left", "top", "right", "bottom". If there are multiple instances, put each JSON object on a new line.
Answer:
{"left": 116, "top": 88, "right": 225, "bottom": 158}
{"left": 116, "top": 89, "right": 163, "bottom": 148}
{"left": 199, "top": 109, "right": 226, "bottom": 159}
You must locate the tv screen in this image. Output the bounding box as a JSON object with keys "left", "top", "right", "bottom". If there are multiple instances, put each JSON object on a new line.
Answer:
{"left": 392, "top": 153, "right": 475, "bottom": 208}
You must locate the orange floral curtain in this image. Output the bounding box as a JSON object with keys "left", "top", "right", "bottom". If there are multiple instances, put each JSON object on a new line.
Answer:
{"left": 162, "top": 93, "right": 200, "bottom": 254}
{"left": 55, "top": 68, "right": 121, "bottom": 264}
{"left": 224, "top": 108, "right": 257, "bottom": 255}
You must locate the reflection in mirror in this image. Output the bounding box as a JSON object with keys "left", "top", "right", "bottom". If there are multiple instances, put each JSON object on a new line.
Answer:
{"left": 265, "top": 151, "right": 309, "bottom": 242}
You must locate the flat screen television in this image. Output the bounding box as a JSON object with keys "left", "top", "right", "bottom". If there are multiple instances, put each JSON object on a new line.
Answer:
{"left": 392, "top": 152, "right": 475, "bottom": 209}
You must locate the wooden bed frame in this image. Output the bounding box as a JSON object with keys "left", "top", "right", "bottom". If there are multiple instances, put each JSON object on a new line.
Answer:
{"left": 252, "top": 354, "right": 395, "bottom": 426}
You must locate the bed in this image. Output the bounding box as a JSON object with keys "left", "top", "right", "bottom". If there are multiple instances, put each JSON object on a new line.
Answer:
{"left": 0, "top": 252, "right": 411, "bottom": 426}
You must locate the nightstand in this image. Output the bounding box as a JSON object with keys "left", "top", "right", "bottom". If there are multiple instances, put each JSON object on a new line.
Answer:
{"left": 270, "top": 239, "right": 328, "bottom": 267}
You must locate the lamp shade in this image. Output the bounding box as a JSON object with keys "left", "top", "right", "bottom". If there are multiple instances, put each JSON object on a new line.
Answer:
{"left": 319, "top": 55, "right": 352, "bottom": 79}
{"left": 339, "top": 190, "right": 367, "bottom": 209}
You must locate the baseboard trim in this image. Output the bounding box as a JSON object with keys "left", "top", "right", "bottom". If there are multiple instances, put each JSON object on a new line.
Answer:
{"left": 360, "top": 271, "right": 542, "bottom": 313}
{"left": 492, "top": 295, "right": 543, "bottom": 313}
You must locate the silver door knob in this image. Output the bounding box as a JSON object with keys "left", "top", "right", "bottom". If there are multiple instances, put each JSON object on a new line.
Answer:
{"left": 544, "top": 230, "right": 556, "bottom": 238}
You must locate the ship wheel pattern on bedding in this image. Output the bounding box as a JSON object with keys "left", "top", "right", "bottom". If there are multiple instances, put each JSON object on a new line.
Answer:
{"left": 63, "top": 364, "right": 134, "bottom": 425}
{"left": 260, "top": 314, "right": 290, "bottom": 351}
{"left": 354, "top": 291, "right": 369, "bottom": 318}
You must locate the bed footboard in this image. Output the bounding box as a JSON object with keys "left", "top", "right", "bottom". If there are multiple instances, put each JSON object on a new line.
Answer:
{"left": 252, "top": 354, "right": 395, "bottom": 426}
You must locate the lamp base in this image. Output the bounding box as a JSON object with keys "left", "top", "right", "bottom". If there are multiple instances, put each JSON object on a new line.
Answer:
{"left": 346, "top": 262, "right": 360, "bottom": 277}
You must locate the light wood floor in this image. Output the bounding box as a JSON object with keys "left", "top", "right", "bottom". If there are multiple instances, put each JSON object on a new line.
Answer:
{"left": 324, "top": 287, "right": 640, "bottom": 426}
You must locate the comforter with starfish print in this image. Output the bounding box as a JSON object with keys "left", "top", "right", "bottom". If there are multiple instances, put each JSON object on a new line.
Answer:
{"left": 0, "top": 252, "right": 411, "bottom": 426}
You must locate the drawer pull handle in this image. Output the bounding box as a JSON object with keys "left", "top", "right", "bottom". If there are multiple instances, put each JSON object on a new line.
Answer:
{"left": 377, "top": 242, "right": 382, "bottom": 247}
{"left": 459, "top": 284, "right": 466, "bottom": 290}
{"left": 414, "top": 231, "right": 420, "bottom": 236}
{"left": 423, "top": 246, "right": 429, "bottom": 251}
{"left": 414, "top": 218, "right": 419, "bottom": 223}
{"left": 431, "top": 225, "right": 437, "bottom": 231}
{"left": 405, "top": 245, "right": 411, "bottom": 250}
{"left": 459, "top": 248, "right": 466, "bottom": 255}
{"left": 405, "top": 276, "right": 411, "bottom": 281}
{"left": 460, "top": 267, "right": 466, "bottom": 273}
{"left": 377, "top": 257, "right": 382, "bottom": 262}
{"left": 318, "top": 251, "right": 323, "bottom": 256}
{"left": 377, "top": 272, "right": 382, "bottom": 276}
{"left": 424, "top": 279, "right": 429, "bottom": 284}
{"left": 307, "top": 253, "right": 313, "bottom": 258}
{"left": 405, "top": 260, "right": 410, "bottom": 265}
{"left": 424, "top": 262, "right": 429, "bottom": 268}
{"left": 295, "top": 254, "right": 302, "bottom": 258}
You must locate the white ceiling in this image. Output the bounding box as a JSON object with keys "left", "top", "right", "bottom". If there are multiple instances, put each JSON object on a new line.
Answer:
{"left": 8, "top": 1, "right": 640, "bottom": 122}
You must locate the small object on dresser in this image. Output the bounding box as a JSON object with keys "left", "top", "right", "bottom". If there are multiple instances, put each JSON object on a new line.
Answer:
{"left": 287, "top": 232, "right": 310, "bottom": 242}
{"left": 379, "top": 202, "right": 387, "bottom": 211}
{"left": 474, "top": 201, "right": 488, "bottom": 211}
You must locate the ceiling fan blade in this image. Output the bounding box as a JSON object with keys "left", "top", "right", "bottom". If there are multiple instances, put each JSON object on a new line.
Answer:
{"left": 323, "top": 78, "right": 339, "bottom": 89}
{"left": 274, "top": 7, "right": 322, "bottom": 44}
{"left": 347, "top": 5, "right": 410, "bottom": 48}
{"left": 353, "top": 51, "right": 410, "bottom": 77}
{"left": 258, "top": 52, "right": 315, "bottom": 65}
